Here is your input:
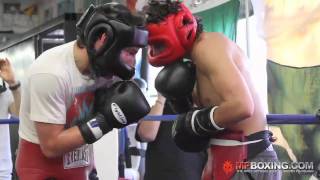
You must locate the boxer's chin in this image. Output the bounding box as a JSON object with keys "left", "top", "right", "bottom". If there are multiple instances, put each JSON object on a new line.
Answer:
{"left": 120, "top": 56, "right": 135, "bottom": 69}
{"left": 120, "top": 48, "right": 138, "bottom": 68}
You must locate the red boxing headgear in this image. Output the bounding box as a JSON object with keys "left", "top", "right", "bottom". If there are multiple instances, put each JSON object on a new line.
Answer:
{"left": 147, "top": 3, "right": 197, "bottom": 67}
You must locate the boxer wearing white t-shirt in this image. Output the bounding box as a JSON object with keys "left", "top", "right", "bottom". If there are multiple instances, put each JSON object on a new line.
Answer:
{"left": 16, "top": 3, "right": 150, "bottom": 180}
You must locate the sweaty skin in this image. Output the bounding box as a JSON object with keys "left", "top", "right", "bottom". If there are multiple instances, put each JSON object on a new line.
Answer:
{"left": 191, "top": 32, "right": 266, "bottom": 135}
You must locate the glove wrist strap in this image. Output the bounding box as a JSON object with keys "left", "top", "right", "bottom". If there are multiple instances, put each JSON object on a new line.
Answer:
{"left": 209, "top": 106, "right": 224, "bottom": 130}
{"left": 191, "top": 106, "right": 224, "bottom": 136}
{"left": 86, "top": 118, "right": 104, "bottom": 139}
{"left": 78, "top": 114, "right": 110, "bottom": 144}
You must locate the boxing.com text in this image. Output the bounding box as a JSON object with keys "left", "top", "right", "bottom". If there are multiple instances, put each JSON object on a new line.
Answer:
{"left": 235, "top": 161, "right": 314, "bottom": 173}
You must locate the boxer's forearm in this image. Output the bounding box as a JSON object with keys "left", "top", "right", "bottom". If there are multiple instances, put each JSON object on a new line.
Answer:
{"left": 213, "top": 100, "right": 254, "bottom": 127}
{"left": 36, "top": 122, "right": 86, "bottom": 158}
{"left": 9, "top": 86, "right": 21, "bottom": 116}
{"left": 138, "top": 120, "right": 161, "bottom": 142}
{"left": 138, "top": 98, "right": 165, "bottom": 142}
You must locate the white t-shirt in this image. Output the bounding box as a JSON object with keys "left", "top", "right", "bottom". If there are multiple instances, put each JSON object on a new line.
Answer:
{"left": 19, "top": 41, "right": 121, "bottom": 174}
{"left": 19, "top": 41, "right": 96, "bottom": 144}
{"left": 0, "top": 89, "right": 13, "bottom": 180}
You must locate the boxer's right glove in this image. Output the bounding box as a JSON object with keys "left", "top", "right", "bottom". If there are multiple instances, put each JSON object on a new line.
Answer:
{"left": 155, "top": 60, "right": 196, "bottom": 114}
{"left": 172, "top": 106, "right": 224, "bottom": 152}
{"left": 78, "top": 81, "right": 151, "bottom": 144}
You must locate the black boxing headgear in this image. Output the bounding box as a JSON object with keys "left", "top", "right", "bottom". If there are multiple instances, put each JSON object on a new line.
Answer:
{"left": 76, "top": 3, "right": 148, "bottom": 80}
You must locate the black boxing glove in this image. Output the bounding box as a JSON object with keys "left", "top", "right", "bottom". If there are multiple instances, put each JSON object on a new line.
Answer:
{"left": 172, "top": 106, "right": 224, "bottom": 152}
{"left": 78, "top": 81, "right": 151, "bottom": 144}
{"left": 155, "top": 60, "right": 196, "bottom": 113}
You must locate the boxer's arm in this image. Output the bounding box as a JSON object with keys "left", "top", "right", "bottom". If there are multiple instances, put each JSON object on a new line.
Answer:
{"left": 194, "top": 33, "right": 254, "bottom": 127}
{"left": 35, "top": 122, "right": 85, "bottom": 158}
{"left": 8, "top": 85, "right": 21, "bottom": 116}
{"left": 0, "top": 58, "right": 21, "bottom": 116}
{"left": 172, "top": 35, "right": 254, "bottom": 151}
{"left": 29, "top": 74, "right": 85, "bottom": 158}
{"left": 36, "top": 81, "right": 151, "bottom": 158}
{"left": 137, "top": 94, "right": 165, "bottom": 142}
{"left": 79, "top": 81, "right": 151, "bottom": 144}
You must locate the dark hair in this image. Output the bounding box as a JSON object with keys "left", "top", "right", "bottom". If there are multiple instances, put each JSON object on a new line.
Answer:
{"left": 146, "top": 1, "right": 203, "bottom": 39}
{"left": 194, "top": 16, "right": 203, "bottom": 39}
{"left": 146, "top": 0, "right": 181, "bottom": 23}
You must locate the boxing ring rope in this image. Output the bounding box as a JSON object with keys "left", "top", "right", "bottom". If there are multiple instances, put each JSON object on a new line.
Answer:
{"left": 0, "top": 115, "right": 19, "bottom": 124}
{"left": 145, "top": 114, "right": 320, "bottom": 124}
{"left": 1, "top": 114, "right": 320, "bottom": 124}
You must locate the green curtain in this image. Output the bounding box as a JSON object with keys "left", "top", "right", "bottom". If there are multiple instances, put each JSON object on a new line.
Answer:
{"left": 267, "top": 60, "right": 320, "bottom": 180}
{"left": 194, "top": 0, "right": 240, "bottom": 41}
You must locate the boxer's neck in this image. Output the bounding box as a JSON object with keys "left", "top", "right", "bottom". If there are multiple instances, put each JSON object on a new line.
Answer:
{"left": 73, "top": 42, "right": 90, "bottom": 75}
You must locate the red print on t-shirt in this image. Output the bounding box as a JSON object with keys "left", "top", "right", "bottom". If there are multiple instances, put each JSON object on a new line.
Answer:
{"left": 66, "top": 92, "right": 94, "bottom": 127}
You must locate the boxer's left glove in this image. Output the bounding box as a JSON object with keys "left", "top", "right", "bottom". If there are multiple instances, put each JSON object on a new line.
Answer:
{"left": 172, "top": 106, "right": 224, "bottom": 152}
{"left": 155, "top": 60, "right": 196, "bottom": 114}
{"left": 78, "top": 81, "right": 151, "bottom": 144}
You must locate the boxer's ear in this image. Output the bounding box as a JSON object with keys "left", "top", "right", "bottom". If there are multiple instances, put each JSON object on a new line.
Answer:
{"left": 87, "top": 23, "right": 114, "bottom": 56}
{"left": 94, "top": 33, "right": 109, "bottom": 52}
